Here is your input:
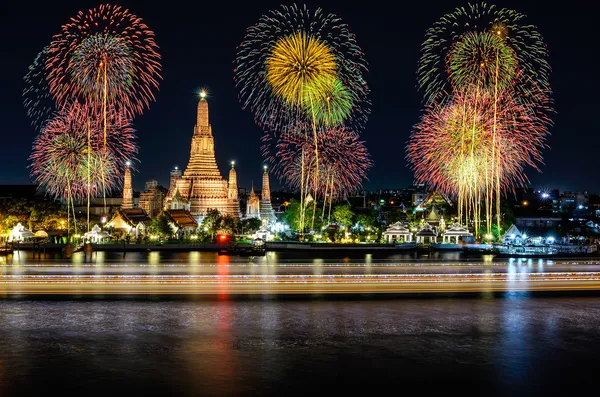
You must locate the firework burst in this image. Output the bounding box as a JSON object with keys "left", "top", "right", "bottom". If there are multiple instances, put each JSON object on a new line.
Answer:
{"left": 235, "top": 3, "right": 370, "bottom": 132}
{"left": 417, "top": 2, "right": 551, "bottom": 104}
{"left": 407, "top": 89, "right": 549, "bottom": 231}
{"left": 265, "top": 125, "right": 373, "bottom": 199}
{"left": 30, "top": 119, "right": 87, "bottom": 202}
{"left": 30, "top": 103, "right": 137, "bottom": 201}
{"left": 45, "top": 4, "right": 161, "bottom": 118}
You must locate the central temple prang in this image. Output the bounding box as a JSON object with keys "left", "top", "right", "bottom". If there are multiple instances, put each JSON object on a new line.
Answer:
{"left": 164, "top": 96, "right": 240, "bottom": 220}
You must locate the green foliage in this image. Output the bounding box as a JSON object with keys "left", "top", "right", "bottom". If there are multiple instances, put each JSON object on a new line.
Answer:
{"left": 0, "top": 198, "right": 66, "bottom": 232}
{"left": 500, "top": 201, "right": 516, "bottom": 230}
{"left": 385, "top": 207, "right": 407, "bottom": 224}
{"left": 217, "top": 215, "right": 240, "bottom": 235}
{"left": 241, "top": 217, "right": 262, "bottom": 234}
{"left": 148, "top": 213, "right": 173, "bottom": 238}
{"left": 353, "top": 209, "right": 382, "bottom": 242}
{"left": 355, "top": 210, "right": 379, "bottom": 230}
{"left": 201, "top": 209, "right": 221, "bottom": 234}
{"left": 491, "top": 223, "right": 503, "bottom": 241}
{"left": 332, "top": 204, "right": 354, "bottom": 229}
{"left": 281, "top": 199, "right": 302, "bottom": 231}
{"left": 199, "top": 208, "right": 244, "bottom": 241}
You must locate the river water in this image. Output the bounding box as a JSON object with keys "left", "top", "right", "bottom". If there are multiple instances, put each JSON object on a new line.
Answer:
{"left": 0, "top": 251, "right": 598, "bottom": 396}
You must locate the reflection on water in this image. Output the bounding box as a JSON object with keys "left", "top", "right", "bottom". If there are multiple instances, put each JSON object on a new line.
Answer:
{"left": 0, "top": 296, "right": 598, "bottom": 395}
{"left": 3, "top": 249, "right": 467, "bottom": 266}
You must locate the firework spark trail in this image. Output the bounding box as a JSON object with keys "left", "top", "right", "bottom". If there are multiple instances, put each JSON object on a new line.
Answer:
{"left": 23, "top": 47, "right": 56, "bottom": 130}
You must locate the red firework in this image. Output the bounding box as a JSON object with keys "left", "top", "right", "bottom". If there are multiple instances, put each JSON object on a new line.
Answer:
{"left": 265, "top": 125, "right": 373, "bottom": 199}
{"left": 30, "top": 103, "right": 137, "bottom": 201}
{"left": 46, "top": 4, "right": 161, "bottom": 117}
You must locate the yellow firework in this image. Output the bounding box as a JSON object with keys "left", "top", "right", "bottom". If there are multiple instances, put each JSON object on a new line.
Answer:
{"left": 266, "top": 31, "right": 337, "bottom": 107}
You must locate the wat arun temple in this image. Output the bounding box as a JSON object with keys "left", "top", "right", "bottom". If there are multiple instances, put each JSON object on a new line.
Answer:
{"left": 154, "top": 93, "right": 275, "bottom": 224}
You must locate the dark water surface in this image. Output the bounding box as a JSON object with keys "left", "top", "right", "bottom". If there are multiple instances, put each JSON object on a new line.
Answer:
{"left": 0, "top": 295, "right": 599, "bottom": 396}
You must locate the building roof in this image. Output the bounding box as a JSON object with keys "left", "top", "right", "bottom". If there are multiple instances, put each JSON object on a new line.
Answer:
{"left": 383, "top": 222, "right": 411, "bottom": 235}
{"left": 108, "top": 208, "right": 150, "bottom": 228}
{"left": 166, "top": 209, "right": 198, "bottom": 229}
{"left": 442, "top": 223, "right": 473, "bottom": 237}
{"left": 426, "top": 206, "right": 440, "bottom": 221}
{"left": 502, "top": 224, "right": 522, "bottom": 240}
{"left": 84, "top": 224, "right": 110, "bottom": 239}
{"left": 416, "top": 191, "right": 453, "bottom": 210}
{"left": 416, "top": 223, "right": 438, "bottom": 237}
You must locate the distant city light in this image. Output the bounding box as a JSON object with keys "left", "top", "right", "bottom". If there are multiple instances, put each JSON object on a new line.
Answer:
{"left": 522, "top": 234, "right": 528, "bottom": 239}
{"left": 541, "top": 193, "right": 549, "bottom": 199}
{"left": 578, "top": 205, "right": 584, "bottom": 210}
{"left": 126, "top": 161, "right": 131, "bottom": 166}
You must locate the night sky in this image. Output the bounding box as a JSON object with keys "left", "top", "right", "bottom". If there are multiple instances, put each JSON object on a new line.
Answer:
{"left": 0, "top": 1, "right": 597, "bottom": 193}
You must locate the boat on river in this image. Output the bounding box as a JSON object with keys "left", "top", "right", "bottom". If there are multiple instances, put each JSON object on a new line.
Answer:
{"left": 494, "top": 244, "right": 597, "bottom": 258}
{"left": 219, "top": 240, "right": 266, "bottom": 256}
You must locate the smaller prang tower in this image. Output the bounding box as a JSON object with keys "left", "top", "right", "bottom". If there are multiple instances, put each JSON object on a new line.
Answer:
{"left": 259, "top": 165, "right": 276, "bottom": 225}
{"left": 228, "top": 161, "right": 241, "bottom": 218}
{"left": 121, "top": 162, "right": 134, "bottom": 209}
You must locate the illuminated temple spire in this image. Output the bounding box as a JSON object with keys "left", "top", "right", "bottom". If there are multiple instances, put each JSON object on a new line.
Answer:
{"left": 246, "top": 183, "right": 260, "bottom": 220}
{"left": 121, "top": 162, "right": 134, "bottom": 209}
{"left": 261, "top": 165, "right": 271, "bottom": 201}
{"left": 184, "top": 93, "right": 221, "bottom": 179}
{"left": 259, "top": 165, "right": 276, "bottom": 225}
{"left": 164, "top": 91, "right": 240, "bottom": 219}
{"left": 228, "top": 161, "right": 238, "bottom": 201}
